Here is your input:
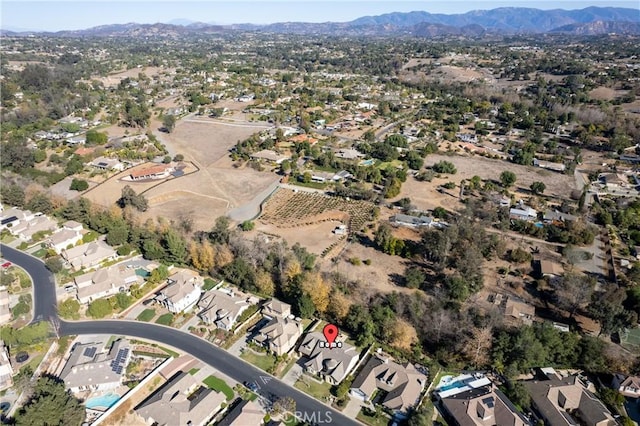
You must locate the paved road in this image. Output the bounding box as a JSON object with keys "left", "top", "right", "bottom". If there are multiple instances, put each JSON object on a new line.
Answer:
{"left": 0, "top": 243, "right": 359, "bottom": 425}
{"left": 0, "top": 244, "right": 57, "bottom": 324}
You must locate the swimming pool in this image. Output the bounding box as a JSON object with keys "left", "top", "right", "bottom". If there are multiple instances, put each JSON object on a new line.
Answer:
{"left": 438, "top": 380, "right": 465, "bottom": 392}
{"left": 85, "top": 393, "right": 120, "bottom": 410}
{"left": 359, "top": 159, "right": 375, "bottom": 166}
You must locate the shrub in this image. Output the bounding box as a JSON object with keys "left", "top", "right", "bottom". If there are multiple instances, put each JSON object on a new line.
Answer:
{"left": 432, "top": 160, "right": 457, "bottom": 174}
{"left": 69, "top": 179, "right": 89, "bottom": 191}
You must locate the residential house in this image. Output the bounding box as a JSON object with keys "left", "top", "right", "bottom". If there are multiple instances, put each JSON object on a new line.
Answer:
{"left": 391, "top": 214, "right": 433, "bottom": 228}
{"left": 534, "top": 159, "right": 566, "bottom": 172}
{"left": 350, "top": 353, "right": 427, "bottom": 417}
{"left": 509, "top": 205, "right": 538, "bottom": 222}
{"left": 523, "top": 368, "right": 615, "bottom": 426}
{"left": 298, "top": 331, "right": 359, "bottom": 384}
{"left": 250, "top": 149, "right": 290, "bottom": 165}
{"left": 600, "top": 173, "right": 629, "bottom": 189}
{"left": 0, "top": 287, "right": 11, "bottom": 325}
{"left": 333, "top": 170, "right": 354, "bottom": 182}
{"left": 253, "top": 316, "right": 303, "bottom": 356}
{"left": 504, "top": 297, "right": 536, "bottom": 325}
{"left": 0, "top": 341, "right": 14, "bottom": 391}
{"left": 0, "top": 208, "right": 35, "bottom": 230}
{"left": 456, "top": 133, "right": 478, "bottom": 144}
{"left": 217, "top": 399, "right": 264, "bottom": 426}
{"left": 127, "top": 164, "right": 174, "bottom": 181}
{"left": 441, "top": 385, "right": 530, "bottom": 426}
{"left": 155, "top": 270, "right": 203, "bottom": 314}
{"left": 49, "top": 230, "right": 83, "bottom": 253}
{"left": 89, "top": 156, "right": 125, "bottom": 172}
{"left": 74, "top": 265, "right": 139, "bottom": 304}
{"left": 196, "top": 288, "right": 252, "bottom": 331}
{"left": 536, "top": 260, "right": 564, "bottom": 279}
{"left": 66, "top": 136, "right": 86, "bottom": 145}
{"left": 612, "top": 374, "right": 640, "bottom": 398}
{"left": 262, "top": 299, "right": 292, "bottom": 320}
{"left": 135, "top": 371, "right": 225, "bottom": 426}
{"left": 543, "top": 210, "right": 577, "bottom": 225}
{"left": 62, "top": 240, "right": 117, "bottom": 271}
{"left": 335, "top": 148, "right": 365, "bottom": 160}
{"left": 10, "top": 215, "right": 57, "bottom": 241}
{"left": 619, "top": 153, "right": 640, "bottom": 164}
{"left": 60, "top": 339, "right": 132, "bottom": 394}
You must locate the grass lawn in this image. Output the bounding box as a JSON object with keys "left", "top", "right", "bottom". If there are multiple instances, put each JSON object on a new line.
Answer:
{"left": 32, "top": 248, "right": 47, "bottom": 259}
{"left": 278, "top": 356, "right": 298, "bottom": 378}
{"left": 432, "top": 369, "right": 456, "bottom": 390}
{"left": 155, "top": 313, "right": 174, "bottom": 326}
{"left": 20, "top": 353, "right": 44, "bottom": 375}
{"left": 290, "top": 180, "right": 328, "bottom": 190}
{"left": 356, "top": 407, "right": 392, "bottom": 426}
{"left": 157, "top": 345, "right": 179, "bottom": 358}
{"left": 137, "top": 309, "right": 156, "bottom": 322}
{"left": 188, "top": 368, "right": 200, "bottom": 375}
{"left": 294, "top": 375, "right": 333, "bottom": 401}
{"left": 203, "top": 375, "right": 234, "bottom": 401}
{"left": 240, "top": 350, "right": 277, "bottom": 372}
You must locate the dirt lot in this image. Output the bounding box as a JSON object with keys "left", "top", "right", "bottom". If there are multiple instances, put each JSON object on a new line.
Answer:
{"left": 589, "top": 86, "right": 627, "bottom": 101}
{"left": 253, "top": 221, "right": 344, "bottom": 255}
{"left": 92, "top": 66, "right": 170, "bottom": 88}
{"left": 319, "top": 243, "right": 416, "bottom": 296}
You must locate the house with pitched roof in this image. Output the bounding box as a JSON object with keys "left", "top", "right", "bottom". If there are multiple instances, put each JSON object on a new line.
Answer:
{"left": 74, "top": 265, "right": 139, "bottom": 304}
{"left": 155, "top": 270, "right": 203, "bottom": 313}
{"left": 612, "top": 374, "right": 640, "bottom": 398}
{"left": 262, "top": 299, "right": 292, "bottom": 320}
{"left": 48, "top": 220, "right": 84, "bottom": 253}
{"left": 441, "top": 384, "right": 530, "bottom": 426}
{"left": 135, "top": 372, "right": 225, "bottom": 426}
{"left": 60, "top": 339, "right": 131, "bottom": 394}
{"left": 350, "top": 353, "right": 427, "bottom": 417}
{"left": 62, "top": 239, "right": 117, "bottom": 270}
{"left": 523, "top": 368, "right": 615, "bottom": 426}
{"left": 0, "top": 341, "right": 14, "bottom": 391}
{"left": 298, "top": 331, "right": 359, "bottom": 384}
{"left": 196, "top": 288, "right": 252, "bottom": 331}
{"left": 253, "top": 316, "right": 303, "bottom": 356}
{"left": 0, "top": 287, "right": 11, "bottom": 325}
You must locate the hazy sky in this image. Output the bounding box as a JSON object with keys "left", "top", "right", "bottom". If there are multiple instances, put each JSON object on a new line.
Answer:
{"left": 3, "top": 1, "right": 639, "bottom": 31}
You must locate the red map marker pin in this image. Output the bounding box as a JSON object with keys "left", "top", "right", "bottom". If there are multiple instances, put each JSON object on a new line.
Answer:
{"left": 323, "top": 324, "right": 338, "bottom": 347}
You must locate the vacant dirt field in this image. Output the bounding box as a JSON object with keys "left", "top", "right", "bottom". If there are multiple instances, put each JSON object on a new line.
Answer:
{"left": 319, "top": 243, "right": 416, "bottom": 296}
{"left": 589, "top": 86, "right": 626, "bottom": 101}
{"left": 255, "top": 221, "right": 344, "bottom": 255}
{"left": 423, "top": 154, "right": 576, "bottom": 197}
{"left": 92, "top": 66, "right": 170, "bottom": 88}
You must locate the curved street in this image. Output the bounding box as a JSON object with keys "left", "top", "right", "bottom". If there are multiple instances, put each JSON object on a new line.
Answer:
{"left": 0, "top": 244, "right": 359, "bottom": 425}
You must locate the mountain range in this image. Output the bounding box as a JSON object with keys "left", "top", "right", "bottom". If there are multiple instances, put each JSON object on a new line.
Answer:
{"left": 2, "top": 6, "right": 639, "bottom": 37}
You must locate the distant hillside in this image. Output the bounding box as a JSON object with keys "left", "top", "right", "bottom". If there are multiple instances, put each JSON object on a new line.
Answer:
{"left": 2, "top": 6, "right": 639, "bottom": 37}
{"left": 549, "top": 20, "right": 640, "bottom": 35}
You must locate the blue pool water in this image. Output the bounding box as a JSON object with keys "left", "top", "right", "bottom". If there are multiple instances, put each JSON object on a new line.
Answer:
{"left": 360, "top": 159, "right": 375, "bottom": 166}
{"left": 534, "top": 222, "right": 544, "bottom": 228}
{"left": 438, "top": 381, "right": 464, "bottom": 392}
{"left": 85, "top": 393, "right": 120, "bottom": 409}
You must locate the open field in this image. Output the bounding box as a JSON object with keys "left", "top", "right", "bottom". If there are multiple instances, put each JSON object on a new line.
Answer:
{"left": 422, "top": 153, "right": 576, "bottom": 195}
{"left": 255, "top": 221, "right": 344, "bottom": 255}
{"left": 91, "top": 66, "right": 170, "bottom": 88}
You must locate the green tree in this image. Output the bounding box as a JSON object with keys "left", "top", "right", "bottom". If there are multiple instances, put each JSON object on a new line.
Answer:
{"left": 58, "top": 299, "right": 80, "bottom": 320}
{"left": 44, "top": 257, "right": 63, "bottom": 273}
{"left": 432, "top": 160, "right": 457, "bottom": 174}
{"left": 87, "top": 299, "right": 113, "bottom": 319}
{"left": 530, "top": 181, "right": 546, "bottom": 195}
{"left": 500, "top": 170, "right": 517, "bottom": 188}
{"left": 163, "top": 229, "right": 189, "bottom": 264}
{"left": 69, "top": 179, "right": 88, "bottom": 191}
{"left": 13, "top": 375, "right": 84, "bottom": 426}
{"left": 404, "top": 266, "right": 426, "bottom": 289}
{"left": 1, "top": 184, "right": 25, "bottom": 207}
{"left": 162, "top": 114, "right": 176, "bottom": 133}
{"left": 240, "top": 220, "right": 255, "bottom": 231}
{"left": 118, "top": 185, "right": 148, "bottom": 212}
{"left": 85, "top": 130, "right": 108, "bottom": 145}
{"left": 114, "top": 293, "right": 132, "bottom": 311}
{"left": 33, "top": 149, "right": 47, "bottom": 163}
{"left": 106, "top": 225, "right": 129, "bottom": 246}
